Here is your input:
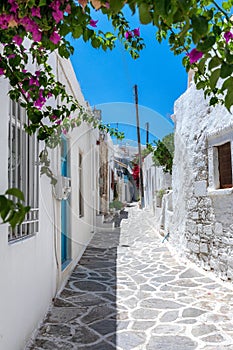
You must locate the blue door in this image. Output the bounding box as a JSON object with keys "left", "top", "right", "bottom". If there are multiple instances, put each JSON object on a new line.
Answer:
{"left": 61, "top": 137, "right": 70, "bottom": 267}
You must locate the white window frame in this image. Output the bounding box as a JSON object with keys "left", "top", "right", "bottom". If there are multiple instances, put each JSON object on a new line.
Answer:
{"left": 8, "top": 100, "right": 39, "bottom": 242}
{"left": 207, "top": 125, "right": 233, "bottom": 195}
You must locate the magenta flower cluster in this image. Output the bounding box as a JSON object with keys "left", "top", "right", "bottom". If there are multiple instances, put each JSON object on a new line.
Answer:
{"left": 224, "top": 31, "right": 233, "bottom": 43}
{"left": 90, "top": 19, "right": 98, "bottom": 28}
{"left": 187, "top": 48, "right": 203, "bottom": 64}
{"left": 0, "top": 0, "right": 69, "bottom": 46}
{"left": 18, "top": 70, "right": 55, "bottom": 110}
{"left": 125, "top": 28, "right": 140, "bottom": 39}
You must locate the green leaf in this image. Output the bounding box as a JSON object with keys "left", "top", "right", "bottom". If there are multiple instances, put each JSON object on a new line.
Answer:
{"left": 139, "top": 3, "right": 152, "bottom": 24}
{"left": 208, "top": 56, "right": 221, "bottom": 70}
{"left": 179, "top": 0, "right": 192, "bottom": 12}
{"left": 5, "top": 188, "right": 25, "bottom": 201}
{"left": 198, "top": 53, "right": 210, "bottom": 74}
{"left": 222, "top": 1, "right": 232, "bottom": 11}
{"left": 105, "top": 32, "right": 114, "bottom": 39}
{"left": 153, "top": 11, "right": 160, "bottom": 26}
{"left": 109, "top": 0, "right": 124, "bottom": 13}
{"left": 0, "top": 195, "right": 8, "bottom": 209}
{"left": 209, "top": 68, "right": 220, "bottom": 89}
{"left": 83, "top": 28, "right": 93, "bottom": 42}
{"left": 191, "top": 15, "right": 209, "bottom": 37}
{"left": 197, "top": 35, "right": 215, "bottom": 52}
{"left": 210, "top": 96, "right": 218, "bottom": 106}
{"left": 155, "top": 0, "right": 176, "bottom": 17}
{"left": 220, "top": 62, "right": 233, "bottom": 79}
{"left": 196, "top": 81, "right": 206, "bottom": 90}
{"left": 0, "top": 196, "right": 11, "bottom": 221}
{"left": 91, "top": 37, "right": 100, "bottom": 48}
{"left": 225, "top": 90, "right": 233, "bottom": 112}
{"left": 28, "top": 110, "right": 43, "bottom": 124}
{"left": 72, "top": 25, "right": 83, "bottom": 39}
{"left": 226, "top": 53, "right": 233, "bottom": 64}
{"left": 213, "top": 24, "right": 221, "bottom": 36}
{"left": 222, "top": 77, "right": 233, "bottom": 91}
{"left": 8, "top": 211, "right": 23, "bottom": 229}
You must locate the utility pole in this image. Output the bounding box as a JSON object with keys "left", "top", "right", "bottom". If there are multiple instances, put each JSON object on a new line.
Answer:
{"left": 146, "top": 122, "right": 149, "bottom": 147}
{"left": 134, "top": 85, "right": 144, "bottom": 209}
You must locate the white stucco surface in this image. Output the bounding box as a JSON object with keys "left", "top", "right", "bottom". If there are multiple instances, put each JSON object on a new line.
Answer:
{"left": 0, "top": 55, "right": 100, "bottom": 350}
{"left": 172, "top": 81, "right": 233, "bottom": 280}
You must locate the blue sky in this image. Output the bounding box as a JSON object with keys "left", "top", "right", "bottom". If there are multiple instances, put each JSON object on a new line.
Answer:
{"left": 70, "top": 7, "right": 188, "bottom": 144}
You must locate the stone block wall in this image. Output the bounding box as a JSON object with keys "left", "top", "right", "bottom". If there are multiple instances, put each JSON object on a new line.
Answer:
{"left": 171, "top": 82, "right": 233, "bottom": 280}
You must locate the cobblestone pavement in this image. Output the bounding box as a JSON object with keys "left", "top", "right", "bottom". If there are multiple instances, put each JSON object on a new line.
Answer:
{"left": 28, "top": 206, "right": 233, "bottom": 350}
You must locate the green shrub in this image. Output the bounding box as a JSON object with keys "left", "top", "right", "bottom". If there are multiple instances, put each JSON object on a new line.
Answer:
{"left": 109, "top": 200, "right": 124, "bottom": 211}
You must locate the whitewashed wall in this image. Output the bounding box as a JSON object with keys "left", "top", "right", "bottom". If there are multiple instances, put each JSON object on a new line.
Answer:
{"left": 0, "top": 77, "right": 57, "bottom": 350}
{"left": 0, "top": 55, "right": 99, "bottom": 350}
{"left": 143, "top": 153, "right": 172, "bottom": 209}
{"left": 107, "top": 135, "right": 115, "bottom": 204}
{"left": 55, "top": 56, "right": 99, "bottom": 284}
{"left": 172, "top": 80, "right": 233, "bottom": 280}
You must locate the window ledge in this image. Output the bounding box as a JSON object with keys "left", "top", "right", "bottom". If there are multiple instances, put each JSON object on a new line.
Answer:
{"left": 208, "top": 188, "right": 233, "bottom": 196}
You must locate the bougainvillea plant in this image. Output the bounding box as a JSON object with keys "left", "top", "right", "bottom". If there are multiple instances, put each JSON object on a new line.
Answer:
{"left": 0, "top": 0, "right": 233, "bottom": 227}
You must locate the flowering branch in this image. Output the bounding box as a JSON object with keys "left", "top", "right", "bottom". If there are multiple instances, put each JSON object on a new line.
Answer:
{"left": 1, "top": 0, "right": 233, "bottom": 228}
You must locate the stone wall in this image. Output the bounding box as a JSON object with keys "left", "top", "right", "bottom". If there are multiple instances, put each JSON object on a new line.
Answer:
{"left": 172, "top": 81, "right": 233, "bottom": 280}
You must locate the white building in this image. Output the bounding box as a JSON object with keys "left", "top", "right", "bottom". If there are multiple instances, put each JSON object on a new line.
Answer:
{"left": 0, "top": 54, "right": 101, "bottom": 350}
{"left": 171, "top": 77, "right": 233, "bottom": 280}
{"left": 143, "top": 153, "right": 172, "bottom": 233}
{"left": 98, "top": 132, "right": 115, "bottom": 214}
{"left": 143, "top": 153, "right": 172, "bottom": 209}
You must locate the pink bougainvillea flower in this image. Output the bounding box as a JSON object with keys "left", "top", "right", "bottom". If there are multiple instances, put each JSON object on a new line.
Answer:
{"left": 13, "top": 35, "right": 23, "bottom": 45}
{"left": 50, "top": 0, "right": 60, "bottom": 11}
{"left": 34, "top": 90, "right": 46, "bottom": 109}
{"left": 50, "top": 115, "right": 58, "bottom": 120}
{"left": 224, "top": 31, "right": 233, "bottom": 43}
{"left": 29, "top": 76, "right": 40, "bottom": 87}
{"left": 8, "top": 0, "right": 19, "bottom": 14}
{"left": 105, "top": 2, "right": 110, "bottom": 9}
{"left": 21, "top": 16, "right": 42, "bottom": 42}
{"left": 125, "top": 31, "right": 133, "bottom": 39}
{"left": 47, "top": 92, "right": 53, "bottom": 98}
{"left": 90, "top": 19, "right": 98, "bottom": 27}
{"left": 50, "top": 31, "right": 61, "bottom": 44}
{"left": 65, "top": 4, "right": 71, "bottom": 14}
{"left": 52, "top": 9, "right": 64, "bottom": 23}
{"left": 0, "top": 14, "right": 13, "bottom": 29}
{"left": 8, "top": 54, "right": 16, "bottom": 59}
{"left": 32, "top": 29, "right": 42, "bottom": 42}
{"left": 133, "top": 27, "right": 140, "bottom": 37}
{"left": 31, "top": 7, "right": 41, "bottom": 18}
{"left": 62, "top": 129, "right": 67, "bottom": 135}
{"left": 35, "top": 70, "right": 41, "bottom": 77}
{"left": 187, "top": 48, "right": 203, "bottom": 64}
{"left": 34, "top": 99, "right": 44, "bottom": 109}
{"left": 55, "top": 119, "right": 62, "bottom": 125}
{"left": 0, "top": 67, "right": 5, "bottom": 75}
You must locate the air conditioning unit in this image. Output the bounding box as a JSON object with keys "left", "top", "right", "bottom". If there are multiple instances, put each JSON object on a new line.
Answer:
{"left": 53, "top": 175, "right": 71, "bottom": 200}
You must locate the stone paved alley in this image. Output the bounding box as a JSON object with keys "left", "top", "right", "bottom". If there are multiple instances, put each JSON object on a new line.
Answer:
{"left": 27, "top": 206, "right": 233, "bottom": 350}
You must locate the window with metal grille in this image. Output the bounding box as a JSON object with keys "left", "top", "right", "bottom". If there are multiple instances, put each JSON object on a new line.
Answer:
{"left": 8, "top": 100, "right": 39, "bottom": 241}
{"left": 218, "top": 142, "right": 233, "bottom": 189}
{"left": 79, "top": 152, "right": 84, "bottom": 217}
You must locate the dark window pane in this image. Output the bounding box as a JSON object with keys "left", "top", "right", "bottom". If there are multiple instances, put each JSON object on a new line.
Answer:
{"left": 218, "top": 142, "right": 232, "bottom": 189}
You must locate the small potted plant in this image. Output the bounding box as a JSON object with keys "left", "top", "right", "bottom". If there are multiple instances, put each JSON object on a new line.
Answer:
{"left": 155, "top": 189, "right": 165, "bottom": 208}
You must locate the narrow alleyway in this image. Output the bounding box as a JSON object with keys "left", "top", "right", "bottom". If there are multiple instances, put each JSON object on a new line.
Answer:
{"left": 27, "top": 206, "right": 233, "bottom": 350}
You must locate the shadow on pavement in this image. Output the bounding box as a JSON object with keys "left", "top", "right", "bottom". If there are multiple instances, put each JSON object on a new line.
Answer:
{"left": 29, "top": 223, "right": 123, "bottom": 349}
